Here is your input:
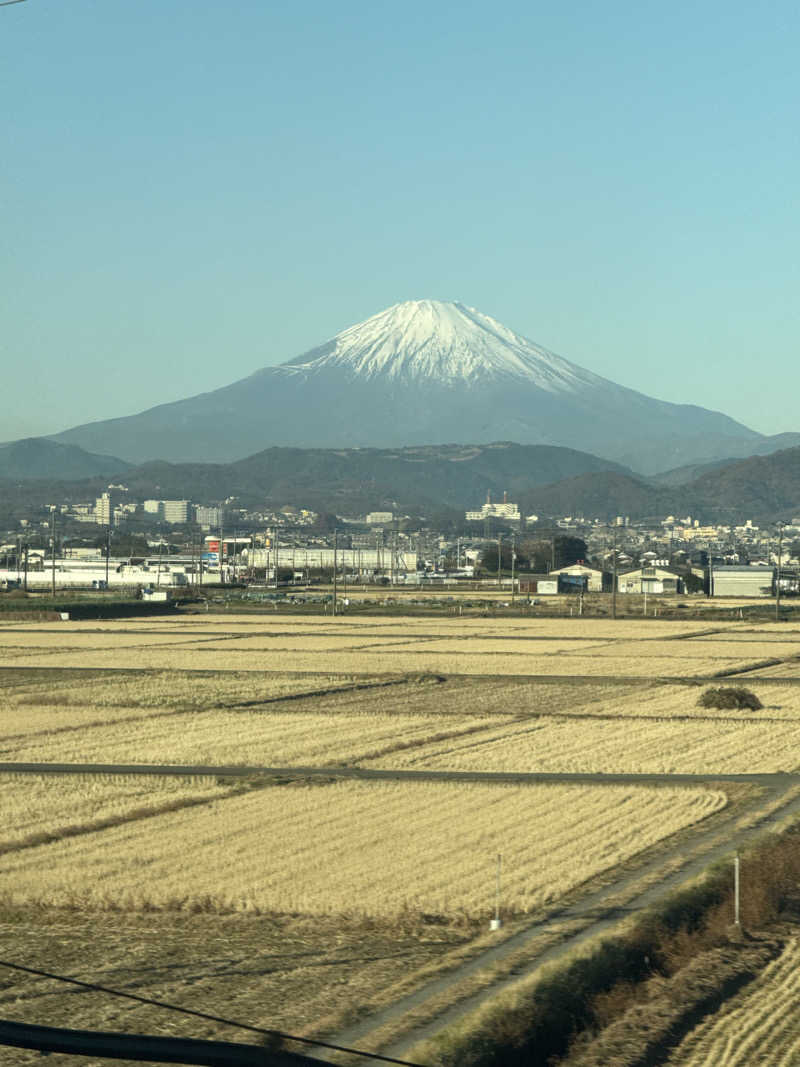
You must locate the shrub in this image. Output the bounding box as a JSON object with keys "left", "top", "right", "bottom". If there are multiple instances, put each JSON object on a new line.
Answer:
{"left": 697, "top": 686, "right": 763, "bottom": 711}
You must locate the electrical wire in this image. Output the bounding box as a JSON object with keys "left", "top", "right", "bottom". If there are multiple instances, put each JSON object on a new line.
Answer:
{"left": 0, "top": 958, "right": 421, "bottom": 1066}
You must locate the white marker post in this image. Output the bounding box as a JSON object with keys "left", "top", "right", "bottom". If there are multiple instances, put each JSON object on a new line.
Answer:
{"left": 734, "top": 852, "right": 740, "bottom": 926}
{"left": 490, "top": 854, "right": 502, "bottom": 930}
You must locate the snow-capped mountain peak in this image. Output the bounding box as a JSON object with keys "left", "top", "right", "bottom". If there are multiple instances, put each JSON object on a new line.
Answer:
{"left": 280, "top": 299, "right": 604, "bottom": 392}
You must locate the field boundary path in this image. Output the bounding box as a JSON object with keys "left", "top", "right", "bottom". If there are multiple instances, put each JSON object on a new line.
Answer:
{"left": 329, "top": 776, "right": 800, "bottom": 1064}
{"left": 0, "top": 762, "right": 796, "bottom": 788}
{"left": 1, "top": 765, "right": 798, "bottom": 1064}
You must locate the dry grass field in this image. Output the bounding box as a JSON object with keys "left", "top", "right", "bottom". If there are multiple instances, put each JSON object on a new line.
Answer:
{"left": 0, "top": 774, "right": 227, "bottom": 852}
{"left": 0, "top": 609, "right": 796, "bottom": 1060}
{"left": 668, "top": 937, "right": 800, "bottom": 1065}
{"left": 0, "top": 645, "right": 762, "bottom": 676}
{"left": 367, "top": 715, "right": 800, "bottom": 774}
{"left": 2, "top": 614, "right": 797, "bottom": 680}
{"left": 0, "top": 778, "right": 725, "bottom": 918}
{"left": 0, "top": 706, "right": 515, "bottom": 766}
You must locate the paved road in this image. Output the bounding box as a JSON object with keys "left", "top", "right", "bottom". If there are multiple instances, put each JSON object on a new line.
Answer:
{"left": 3, "top": 665, "right": 800, "bottom": 685}
{"left": 0, "top": 761, "right": 796, "bottom": 788}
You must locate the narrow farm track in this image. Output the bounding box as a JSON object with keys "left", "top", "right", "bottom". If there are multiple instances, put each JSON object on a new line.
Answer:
{"left": 4, "top": 664, "right": 800, "bottom": 685}
{"left": 0, "top": 761, "right": 796, "bottom": 787}
{"left": 318, "top": 774, "right": 800, "bottom": 1065}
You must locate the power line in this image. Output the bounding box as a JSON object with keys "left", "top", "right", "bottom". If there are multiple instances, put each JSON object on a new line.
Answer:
{"left": 0, "top": 1, "right": 28, "bottom": 7}
{"left": 0, "top": 958, "right": 422, "bottom": 1066}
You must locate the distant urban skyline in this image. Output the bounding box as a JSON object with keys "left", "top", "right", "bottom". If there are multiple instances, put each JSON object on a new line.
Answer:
{"left": 2, "top": 1, "right": 798, "bottom": 442}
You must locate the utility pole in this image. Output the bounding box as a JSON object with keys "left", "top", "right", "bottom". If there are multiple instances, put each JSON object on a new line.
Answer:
{"left": 332, "top": 528, "right": 338, "bottom": 616}
{"left": 50, "top": 507, "right": 56, "bottom": 599}
{"left": 734, "top": 851, "right": 741, "bottom": 926}
{"left": 105, "top": 525, "right": 111, "bottom": 590}
{"left": 274, "top": 527, "right": 279, "bottom": 590}
{"left": 612, "top": 524, "right": 618, "bottom": 620}
{"left": 776, "top": 522, "right": 784, "bottom": 621}
{"left": 23, "top": 541, "right": 28, "bottom": 592}
{"left": 497, "top": 535, "right": 502, "bottom": 587}
{"left": 219, "top": 523, "right": 225, "bottom": 586}
{"left": 490, "top": 854, "right": 502, "bottom": 931}
{"left": 511, "top": 535, "right": 516, "bottom": 603}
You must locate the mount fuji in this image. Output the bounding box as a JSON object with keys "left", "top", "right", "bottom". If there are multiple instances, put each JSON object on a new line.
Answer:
{"left": 49, "top": 300, "right": 785, "bottom": 474}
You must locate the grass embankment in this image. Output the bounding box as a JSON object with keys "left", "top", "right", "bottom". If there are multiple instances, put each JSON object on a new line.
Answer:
{"left": 417, "top": 824, "right": 800, "bottom": 1067}
{"left": 0, "top": 594, "right": 181, "bottom": 620}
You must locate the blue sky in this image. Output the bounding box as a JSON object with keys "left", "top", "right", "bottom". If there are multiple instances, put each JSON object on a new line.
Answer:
{"left": 2, "top": 0, "right": 798, "bottom": 441}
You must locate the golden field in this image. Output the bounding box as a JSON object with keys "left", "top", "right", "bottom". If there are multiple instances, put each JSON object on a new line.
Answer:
{"left": 0, "top": 611, "right": 793, "bottom": 921}
{"left": 2, "top": 614, "right": 797, "bottom": 681}
{"left": 0, "top": 707, "right": 515, "bottom": 766}
{"left": 368, "top": 713, "right": 800, "bottom": 774}
{"left": 0, "top": 645, "right": 761, "bottom": 676}
{"left": 0, "top": 779, "right": 725, "bottom": 918}
{"left": 0, "top": 774, "right": 226, "bottom": 852}
{"left": 669, "top": 937, "right": 800, "bottom": 1066}
{"left": 0, "top": 609, "right": 793, "bottom": 1061}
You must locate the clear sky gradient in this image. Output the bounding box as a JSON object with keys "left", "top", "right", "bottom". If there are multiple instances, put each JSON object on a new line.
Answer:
{"left": 2, "top": 1, "right": 798, "bottom": 441}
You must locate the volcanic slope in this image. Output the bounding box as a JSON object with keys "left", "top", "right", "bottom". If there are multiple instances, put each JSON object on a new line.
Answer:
{"left": 51, "top": 299, "right": 770, "bottom": 473}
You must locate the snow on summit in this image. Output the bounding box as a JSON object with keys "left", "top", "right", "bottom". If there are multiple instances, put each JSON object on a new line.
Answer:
{"left": 281, "top": 300, "right": 604, "bottom": 391}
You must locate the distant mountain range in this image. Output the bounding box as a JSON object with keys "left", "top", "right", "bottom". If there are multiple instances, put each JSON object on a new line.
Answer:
{"left": 0, "top": 438, "right": 130, "bottom": 481}
{"left": 115, "top": 442, "right": 633, "bottom": 515}
{"left": 528, "top": 447, "right": 800, "bottom": 523}
{"left": 3, "top": 439, "right": 800, "bottom": 525}
{"left": 38, "top": 299, "right": 799, "bottom": 476}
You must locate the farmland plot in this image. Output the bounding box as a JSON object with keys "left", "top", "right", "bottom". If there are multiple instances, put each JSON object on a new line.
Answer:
{"left": 368, "top": 715, "right": 800, "bottom": 775}
{"left": 0, "top": 774, "right": 226, "bottom": 853}
{"left": 0, "top": 645, "right": 758, "bottom": 676}
{"left": 0, "top": 708, "right": 516, "bottom": 767}
{"left": 0, "top": 781, "right": 726, "bottom": 918}
{"left": 3, "top": 669, "right": 368, "bottom": 711}
{"left": 669, "top": 937, "right": 800, "bottom": 1066}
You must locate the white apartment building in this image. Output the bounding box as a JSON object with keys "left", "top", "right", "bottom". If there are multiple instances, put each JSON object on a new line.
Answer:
{"left": 95, "top": 492, "right": 116, "bottom": 526}
{"left": 195, "top": 506, "right": 222, "bottom": 529}
{"left": 465, "top": 492, "right": 521, "bottom": 524}
{"left": 143, "top": 500, "right": 191, "bottom": 524}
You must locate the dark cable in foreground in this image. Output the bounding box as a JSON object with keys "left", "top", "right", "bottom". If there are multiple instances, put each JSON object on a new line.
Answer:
{"left": 0, "top": 958, "right": 421, "bottom": 1066}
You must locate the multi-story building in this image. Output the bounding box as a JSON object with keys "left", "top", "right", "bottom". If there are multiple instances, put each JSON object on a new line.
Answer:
{"left": 143, "top": 500, "right": 191, "bottom": 524}
{"left": 195, "top": 506, "right": 222, "bottom": 530}
{"left": 95, "top": 491, "right": 116, "bottom": 526}
{"left": 465, "top": 492, "right": 521, "bottom": 524}
{"left": 161, "top": 500, "right": 190, "bottom": 525}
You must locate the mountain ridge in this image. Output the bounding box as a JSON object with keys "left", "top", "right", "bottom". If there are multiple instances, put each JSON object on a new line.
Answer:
{"left": 4, "top": 441, "right": 800, "bottom": 524}
{"left": 0, "top": 438, "right": 130, "bottom": 481}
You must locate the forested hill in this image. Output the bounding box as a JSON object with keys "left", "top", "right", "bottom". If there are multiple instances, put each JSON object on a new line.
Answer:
{"left": 3, "top": 442, "right": 800, "bottom": 525}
